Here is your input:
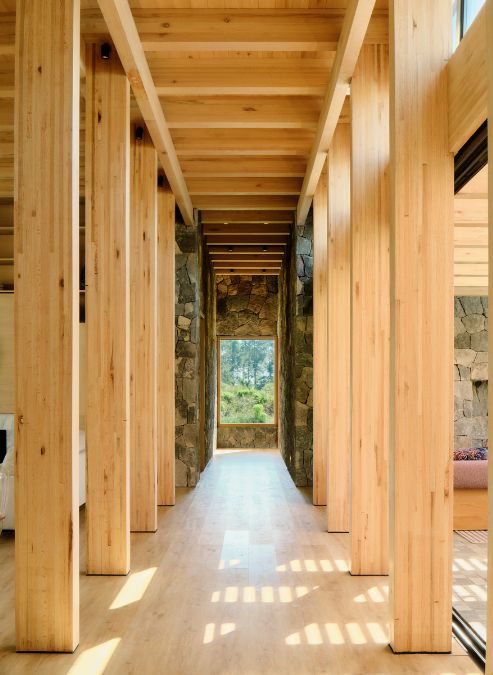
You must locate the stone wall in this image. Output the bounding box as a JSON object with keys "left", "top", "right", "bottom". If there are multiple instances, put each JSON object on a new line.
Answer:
{"left": 202, "top": 251, "right": 217, "bottom": 467}
{"left": 454, "top": 296, "right": 488, "bottom": 449}
{"left": 292, "top": 210, "right": 314, "bottom": 486}
{"left": 216, "top": 274, "right": 279, "bottom": 449}
{"left": 175, "top": 217, "right": 200, "bottom": 486}
{"left": 278, "top": 242, "right": 296, "bottom": 474}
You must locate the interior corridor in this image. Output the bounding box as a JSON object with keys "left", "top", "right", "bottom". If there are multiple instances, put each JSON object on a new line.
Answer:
{"left": 0, "top": 450, "right": 480, "bottom": 675}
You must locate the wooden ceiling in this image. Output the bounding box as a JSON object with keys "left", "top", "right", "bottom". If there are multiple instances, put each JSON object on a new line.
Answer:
{"left": 0, "top": 1, "right": 489, "bottom": 287}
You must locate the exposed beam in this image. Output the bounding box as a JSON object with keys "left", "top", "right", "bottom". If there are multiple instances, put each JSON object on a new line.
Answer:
{"left": 194, "top": 195, "right": 297, "bottom": 210}
{"left": 81, "top": 10, "right": 388, "bottom": 51}
{"left": 189, "top": 177, "right": 302, "bottom": 196}
{"left": 204, "top": 224, "right": 290, "bottom": 235}
{"left": 214, "top": 269, "right": 279, "bottom": 276}
{"left": 208, "top": 245, "right": 285, "bottom": 254}
{"left": 96, "top": 0, "right": 193, "bottom": 225}
{"left": 212, "top": 260, "right": 281, "bottom": 269}
{"left": 210, "top": 254, "right": 284, "bottom": 262}
{"left": 201, "top": 210, "right": 293, "bottom": 223}
{"left": 448, "top": 4, "right": 487, "bottom": 154}
{"left": 206, "top": 234, "right": 288, "bottom": 245}
{"left": 172, "top": 129, "right": 314, "bottom": 156}
{"left": 297, "top": 0, "right": 376, "bottom": 225}
{"left": 182, "top": 157, "right": 306, "bottom": 178}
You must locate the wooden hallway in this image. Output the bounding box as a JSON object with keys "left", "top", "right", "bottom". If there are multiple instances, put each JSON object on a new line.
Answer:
{"left": 0, "top": 450, "right": 480, "bottom": 674}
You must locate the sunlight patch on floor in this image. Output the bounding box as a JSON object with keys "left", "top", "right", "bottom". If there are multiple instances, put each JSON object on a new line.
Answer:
{"left": 110, "top": 567, "right": 157, "bottom": 610}
{"left": 67, "top": 638, "right": 121, "bottom": 675}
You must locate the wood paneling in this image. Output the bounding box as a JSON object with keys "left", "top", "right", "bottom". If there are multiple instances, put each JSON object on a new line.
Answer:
{"left": 156, "top": 183, "right": 176, "bottom": 506}
{"left": 297, "top": 0, "right": 377, "bottom": 225}
{"left": 14, "top": 0, "right": 79, "bottom": 651}
{"left": 312, "top": 170, "right": 328, "bottom": 507}
{"left": 350, "top": 43, "right": 389, "bottom": 576}
{"left": 130, "top": 128, "right": 158, "bottom": 533}
{"left": 448, "top": 4, "right": 487, "bottom": 154}
{"left": 389, "top": 0, "right": 453, "bottom": 653}
{"left": 85, "top": 43, "right": 130, "bottom": 575}
{"left": 326, "top": 124, "right": 350, "bottom": 533}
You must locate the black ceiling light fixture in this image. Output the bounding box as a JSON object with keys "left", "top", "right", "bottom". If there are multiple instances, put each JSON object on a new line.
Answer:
{"left": 227, "top": 246, "right": 234, "bottom": 252}
{"left": 262, "top": 245, "right": 268, "bottom": 252}
{"left": 135, "top": 126, "right": 144, "bottom": 142}
{"left": 100, "top": 43, "right": 112, "bottom": 60}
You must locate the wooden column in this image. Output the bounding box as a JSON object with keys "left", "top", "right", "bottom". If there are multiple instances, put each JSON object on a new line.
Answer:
{"left": 130, "top": 126, "right": 158, "bottom": 532}
{"left": 157, "top": 181, "right": 176, "bottom": 506}
{"left": 389, "top": 0, "right": 453, "bottom": 652}
{"left": 313, "top": 169, "right": 328, "bottom": 506}
{"left": 350, "top": 44, "right": 389, "bottom": 576}
{"left": 327, "top": 124, "right": 351, "bottom": 533}
{"left": 488, "top": 2, "right": 493, "bottom": 671}
{"left": 85, "top": 43, "right": 130, "bottom": 575}
{"left": 14, "top": 0, "right": 80, "bottom": 652}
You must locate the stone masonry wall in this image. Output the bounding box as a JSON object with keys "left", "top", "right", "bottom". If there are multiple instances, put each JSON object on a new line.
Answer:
{"left": 293, "top": 210, "right": 314, "bottom": 486}
{"left": 175, "top": 217, "right": 200, "bottom": 486}
{"left": 454, "top": 296, "right": 488, "bottom": 449}
{"left": 216, "top": 274, "right": 279, "bottom": 449}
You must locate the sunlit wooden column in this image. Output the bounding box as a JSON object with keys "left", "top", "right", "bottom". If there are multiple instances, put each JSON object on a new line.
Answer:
{"left": 14, "top": 0, "right": 80, "bottom": 652}
{"left": 350, "top": 44, "right": 389, "bottom": 576}
{"left": 157, "top": 179, "right": 176, "bottom": 506}
{"left": 313, "top": 169, "right": 328, "bottom": 506}
{"left": 130, "top": 125, "right": 158, "bottom": 532}
{"left": 85, "top": 43, "right": 130, "bottom": 575}
{"left": 488, "top": 2, "right": 493, "bottom": 670}
{"left": 389, "top": 0, "right": 453, "bottom": 652}
{"left": 326, "top": 124, "right": 351, "bottom": 533}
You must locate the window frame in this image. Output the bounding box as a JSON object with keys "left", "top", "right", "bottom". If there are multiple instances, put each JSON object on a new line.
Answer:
{"left": 217, "top": 335, "right": 279, "bottom": 428}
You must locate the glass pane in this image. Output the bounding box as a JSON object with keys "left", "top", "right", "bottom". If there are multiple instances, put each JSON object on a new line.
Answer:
{"left": 463, "top": 0, "right": 485, "bottom": 35}
{"left": 219, "top": 339, "right": 276, "bottom": 424}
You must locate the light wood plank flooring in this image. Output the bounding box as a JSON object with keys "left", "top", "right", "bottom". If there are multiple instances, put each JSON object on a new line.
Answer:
{"left": 0, "top": 449, "right": 481, "bottom": 674}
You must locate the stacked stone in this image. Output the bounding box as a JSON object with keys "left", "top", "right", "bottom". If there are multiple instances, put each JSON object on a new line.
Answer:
{"left": 216, "top": 274, "right": 279, "bottom": 449}
{"left": 454, "top": 296, "right": 488, "bottom": 450}
{"left": 216, "top": 275, "right": 278, "bottom": 336}
{"left": 175, "top": 220, "right": 200, "bottom": 487}
{"left": 293, "top": 211, "right": 314, "bottom": 486}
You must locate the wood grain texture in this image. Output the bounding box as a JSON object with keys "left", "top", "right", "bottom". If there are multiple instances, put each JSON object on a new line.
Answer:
{"left": 312, "top": 170, "right": 328, "bottom": 507}
{"left": 389, "top": 0, "right": 454, "bottom": 653}
{"left": 96, "top": 0, "right": 193, "bottom": 225}
{"left": 326, "top": 125, "right": 350, "bottom": 533}
{"left": 0, "top": 293, "right": 13, "bottom": 412}
{"left": 14, "top": 0, "right": 80, "bottom": 652}
{"left": 85, "top": 44, "right": 130, "bottom": 575}
{"left": 350, "top": 44, "right": 389, "bottom": 577}
{"left": 156, "top": 184, "right": 176, "bottom": 506}
{"left": 448, "top": 4, "right": 487, "bottom": 154}
{"left": 297, "top": 0, "right": 377, "bottom": 225}
{"left": 453, "top": 489, "right": 488, "bottom": 531}
{"left": 130, "top": 128, "right": 158, "bottom": 533}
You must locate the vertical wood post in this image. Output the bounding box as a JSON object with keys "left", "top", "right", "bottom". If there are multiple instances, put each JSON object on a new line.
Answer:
{"left": 313, "top": 169, "right": 328, "bottom": 506}
{"left": 130, "top": 126, "right": 158, "bottom": 532}
{"left": 157, "top": 181, "right": 176, "bottom": 506}
{"left": 350, "top": 44, "right": 390, "bottom": 576}
{"left": 327, "top": 124, "right": 351, "bottom": 533}
{"left": 14, "top": 0, "right": 80, "bottom": 651}
{"left": 488, "top": 1, "right": 493, "bottom": 670}
{"left": 389, "top": 0, "right": 454, "bottom": 652}
{"left": 85, "top": 43, "right": 130, "bottom": 575}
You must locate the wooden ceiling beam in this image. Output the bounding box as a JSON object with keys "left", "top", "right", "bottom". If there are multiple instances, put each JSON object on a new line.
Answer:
{"left": 204, "top": 223, "right": 290, "bottom": 235}
{"left": 213, "top": 260, "right": 281, "bottom": 268}
{"left": 208, "top": 245, "right": 285, "bottom": 254}
{"left": 189, "top": 177, "right": 302, "bottom": 196}
{"left": 182, "top": 157, "right": 306, "bottom": 178}
{"left": 210, "top": 254, "right": 284, "bottom": 262}
{"left": 206, "top": 234, "right": 288, "bottom": 245}
{"left": 81, "top": 10, "right": 388, "bottom": 51}
{"left": 201, "top": 210, "right": 292, "bottom": 223}
{"left": 172, "top": 129, "right": 314, "bottom": 156}
{"left": 194, "top": 195, "right": 297, "bottom": 210}
{"left": 95, "top": 0, "right": 193, "bottom": 225}
{"left": 297, "top": 0, "right": 377, "bottom": 225}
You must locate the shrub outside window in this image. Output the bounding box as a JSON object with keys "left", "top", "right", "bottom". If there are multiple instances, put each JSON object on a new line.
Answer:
{"left": 218, "top": 337, "right": 278, "bottom": 426}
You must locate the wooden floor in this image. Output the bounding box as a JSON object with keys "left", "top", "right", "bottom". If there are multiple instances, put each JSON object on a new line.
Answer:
{"left": 0, "top": 449, "right": 480, "bottom": 674}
